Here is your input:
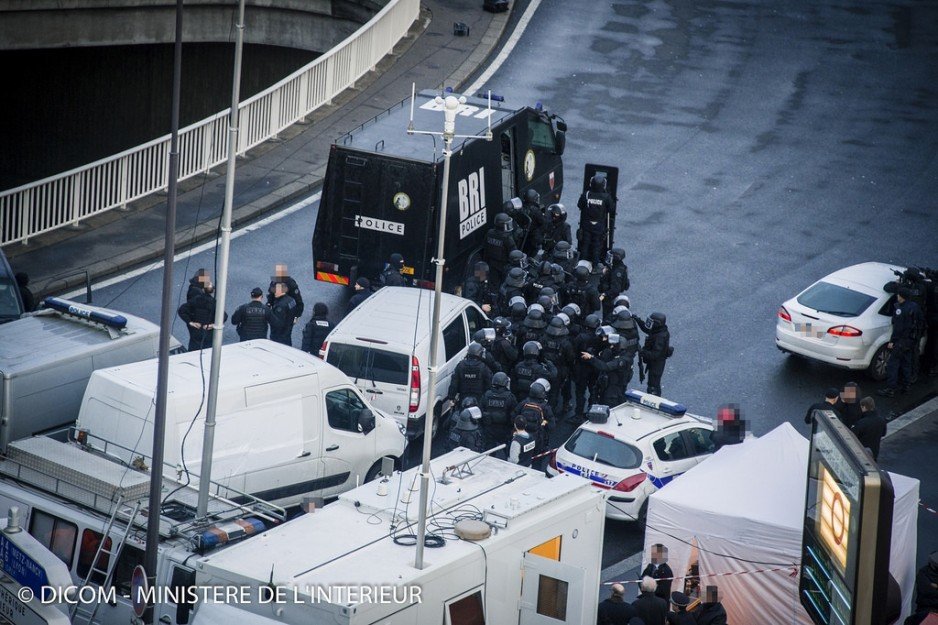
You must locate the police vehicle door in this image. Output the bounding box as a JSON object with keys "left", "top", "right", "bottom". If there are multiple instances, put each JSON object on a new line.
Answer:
{"left": 321, "top": 387, "right": 378, "bottom": 496}
{"left": 648, "top": 429, "right": 698, "bottom": 488}
{"left": 500, "top": 128, "right": 516, "bottom": 200}
{"left": 519, "top": 552, "right": 584, "bottom": 624}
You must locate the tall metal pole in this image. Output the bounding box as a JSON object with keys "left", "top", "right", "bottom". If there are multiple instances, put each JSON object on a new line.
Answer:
{"left": 197, "top": 0, "right": 246, "bottom": 517}
{"left": 145, "top": 0, "right": 183, "bottom": 610}
{"left": 414, "top": 95, "right": 460, "bottom": 570}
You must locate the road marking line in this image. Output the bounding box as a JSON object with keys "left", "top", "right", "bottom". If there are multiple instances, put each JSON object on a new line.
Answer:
{"left": 885, "top": 395, "right": 938, "bottom": 438}
{"left": 464, "top": 0, "right": 544, "bottom": 95}
{"left": 60, "top": 191, "right": 321, "bottom": 299}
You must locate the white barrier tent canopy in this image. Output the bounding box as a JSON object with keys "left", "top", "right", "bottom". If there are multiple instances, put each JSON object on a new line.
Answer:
{"left": 643, "top": 422, "right": 919, "bottom": 625}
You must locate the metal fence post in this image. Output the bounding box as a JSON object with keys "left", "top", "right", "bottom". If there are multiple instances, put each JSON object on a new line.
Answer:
{"left": 70, "top": 173, "right": 83, "bottom": 228}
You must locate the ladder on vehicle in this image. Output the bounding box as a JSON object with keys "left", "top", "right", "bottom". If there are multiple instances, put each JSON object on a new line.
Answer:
{"left": 70, "top": 497, "right": 142, "bottom": 625}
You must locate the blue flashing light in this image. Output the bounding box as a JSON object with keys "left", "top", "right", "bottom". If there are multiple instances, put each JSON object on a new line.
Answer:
{"left": 43, "top": 297, "right": 127, "bottom": 330}
{"left": 535, "top": 101, "right": 543, "bottom": 111}
{"left": 476, "top": 91, "right": 505, "bottom": 102}
{"left": 444, "top": 86, "right": 454, "bottom": 93}
{"left": 624, "top": 389, "right": 686, "bottom": 416}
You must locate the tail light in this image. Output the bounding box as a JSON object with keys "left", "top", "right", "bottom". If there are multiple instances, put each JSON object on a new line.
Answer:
{"left": 548, "top": 450, "right": 558, "bottom": 471}
{"left": 408, "top": 355, "right": 421, "bottom": 413}
{"left": 319, "top": 341, "right": 328, "bottom": 358}
{"left": 415, "top": 280, "right": 435, "bottom": 290}
{"left": 777, "top": 306, "right": 791, "bottom": 322}
{"left": 613, "top": 473, "right": 647, "bottom": 493}
{"left": 828, "top": 325, "right": 862, "bottom": 337}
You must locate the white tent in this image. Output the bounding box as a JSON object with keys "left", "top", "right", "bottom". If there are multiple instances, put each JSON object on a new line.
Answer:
{"left": 643, "top": 422, "right": 919, "bottom": 624}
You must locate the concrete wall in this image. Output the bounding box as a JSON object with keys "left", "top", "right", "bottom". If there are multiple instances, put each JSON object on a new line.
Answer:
{"left": 0, "top": 0, "right": 388, "bottom": 52}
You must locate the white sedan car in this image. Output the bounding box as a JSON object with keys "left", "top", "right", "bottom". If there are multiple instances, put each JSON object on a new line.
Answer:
{"left": 775, "top": 262, "right": 911, "bottom": 380}
{"left": 547, "top": 391, "right": 716, "bottom": 522}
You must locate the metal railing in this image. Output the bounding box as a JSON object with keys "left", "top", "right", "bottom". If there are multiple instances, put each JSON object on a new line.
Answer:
{"left": 0, "top": 0, "right": 419, "bottom": 246}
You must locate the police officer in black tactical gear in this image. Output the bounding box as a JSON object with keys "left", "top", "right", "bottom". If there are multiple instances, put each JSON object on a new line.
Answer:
{"left": 512, "top": 342, "right": 557, "bottom": 401}
{"left": 448, "top": 342, "right": 494, "bottom": 406}
{"left": 565, "top": 264, "right": 602, "bottom": 318}
{"left": 581, "top": 330, "right": 633, "bottom": 406}
{"left": 378, "top": 253, "right": 409, "bottom": 288}
{"left": 267, "top": 263, "right": 305, "bottom": 319}
{"left": 472, "top": 329, "right": 505, "bottom": 373}
{"left": 502, "top": 199, "right": 527, "bottom": 249}
{"left": 524, "top": 261, "right": 554, "bottom": 301}
{"left": 508, "top": 249, "right": 531, "bottom": 275}
{"left": 177, "top": 275, "right": 226, "bottom": 351}
{"left": 610, "top": 306, "right": 641, "bottom": 361}
{"left": 551, "top": 240, "right": 578, "bottom": 275}
{"left": 514, "top": 379, "right": 555, "bottom": 458}
{"left": 599, "top": 247, "right": 630, "bottom": 316}
{"left": 507, "top": 296, "right": 528, "bottom": 336}
{"left": 550, "top": 263, "right": 567, "bottom": 293}
{"left": 347, "top": 277, "right": 371, "bottom": 315}
{"left": 521, "top": 188, "right": 548, "bottom": 256}
{"left": 542, "top": 316, "right": 576, "bottom": 414}
{"left": 499, "top": 267, "right": 528, "bottom": 313}
{"left": 301, "top": 302, "right": 332, "bottom": 357}
{"left": 483, "top": 213, "right": 518, "bottom": 284}
{"left": 561, "top": 303, "right": 583, "bottom": 338}
{"left": 447, "top": 407, "right": 484, "bottom": 453}
{"left": 577, "top": 174, "right": 615, "bottom": 265}
{"left": 480, "top": 372, "right": 516, "bottom": 451}
{"left": 462, "top": 261, "right": 499, "bottom": 314}
{"left": 541, "top": 203, "right": 573, "bottom": 256}
{"left": 269, "top": 282, "right": 298, "bottom": 346}
{"left": 878, "top": 286, "right": 926, "bottom": 397}
{"left": 538, "top": 286, "right": 560, "bottom": 315}
{"left": 518, "top": 307, "right": 548, "bottom": 347}
{"left": 232, "top": 287, "right": 271, "bottom": 341}
{"left": 635, "top": 312, "right": 672, "bottom": 397}
{"left": 490, "top": 317, "right": 519, "bottom": 370}
{"left": 572, "top": 314, "right": 602, "bottom": 415}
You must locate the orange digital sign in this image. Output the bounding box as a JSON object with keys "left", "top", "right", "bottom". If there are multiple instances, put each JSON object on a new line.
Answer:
{"left": 817, "top": 465, "right": 850, "bottom": 574}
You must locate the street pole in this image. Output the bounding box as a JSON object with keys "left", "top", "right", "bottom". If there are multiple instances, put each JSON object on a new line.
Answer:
{"left": 197, "top": 0, "right": 246, "bottom": 518}
{"left": 145, "top": 0, "right": 183, "bottom": 613}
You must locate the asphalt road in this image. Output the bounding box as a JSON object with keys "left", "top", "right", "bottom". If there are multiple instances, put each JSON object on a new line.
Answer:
{"left": 85, "top": 0, "right": 938, "bottom": 568}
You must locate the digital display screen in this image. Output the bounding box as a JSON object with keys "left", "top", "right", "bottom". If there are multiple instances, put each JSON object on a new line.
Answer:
{"left": 801, "top": 416, "right": 862, "bottom": 625}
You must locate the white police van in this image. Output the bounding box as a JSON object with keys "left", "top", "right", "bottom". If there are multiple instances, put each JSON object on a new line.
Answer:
{"left": 547, "top": 391, "right": 717, "bottom": 522}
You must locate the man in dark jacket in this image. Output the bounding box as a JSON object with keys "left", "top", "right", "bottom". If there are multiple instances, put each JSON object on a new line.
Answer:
{"left": 512, "top": 342, "right": 557, "bottom": 402}
{"left": 483, "top": 213, "right": 518, "bottom": 284}
{"left": 480, "top": 372, "right": 516, "bottom": 451}
{"left": 462, "top": 261, "right": 499, "bottom": 314}
{"left": 301, "top": 302, "right": 332, "bottom": 356}
{"left": 635, "top": 312, "right": 671, "bottom": 397}
{"left": 378, "top": 253, "right": 409, "bottom": 288}
{"left": 269, "top": 282, "right": 297, "bottom": 346}
{"left": 879, "top": 286, "right": 925, "bottom": 397}
{"left": 565, "top": 264, "right": 602, "bottom": 318}
{"left": 667, "top": 592, "right": 694, "bottom": 625}
{"left": 577, "top": 174, "right": 615, "bottom": 265}
{"left": 267, "top": 263, "right": 304, "bottom": 318}
{"left": 541, "top": 203, "right": 572, "bottom": 256}
{"left": 836, "top": 381, "right": 863, "bottom": 428}
{"left": 641, "top": 544, "right": 673, "bottom": 602}
{"left": 346, "top": 277, "right": 371, "bottom": 315}
{"left": 448, "top": 343, "right": 493, "bottom": 407}
{"left": 851, "top": 396, "right": 887, "bottom": 460}
{"left": 177, "top": 277, "right": 225, "bottom": 351}
{"left": 914, "top": 551, "right": 938, "bottom": 614}
{"left": 581, "top": 331, "right": 632, "bottom": 407}
{"left": 632, "top": 577, "right": 668, "bottom": 625}
{"left": 804, "top": 387, "right": 842, "bottom": 425}
{"left": 599, "top": 248, "right": 629, "bottom": 316}
{"left": 694, "top": 586, "right": 728, "bottom": 625}
{"left": 598, "top": 584, "right": 638, "bottom": 625}
{"left": 231, "top": 287, "right": 271, "bottom": 341}
{"left": 186, "top": 268, "right": 210, "bottom": 302}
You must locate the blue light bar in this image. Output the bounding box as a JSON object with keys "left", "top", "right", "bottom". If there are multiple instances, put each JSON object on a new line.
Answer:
{"left": 43, "top": 297, "right": 128, "bottom": 330}
{"left": 476, "top": 92, "right": 505, "bottom": 102}
{"left": 624, "top": 390, "right": 686, "bottom": 416}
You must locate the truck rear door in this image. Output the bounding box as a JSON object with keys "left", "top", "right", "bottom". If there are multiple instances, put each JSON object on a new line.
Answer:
{"left": 317, "top": 150, "right": 433, "bottom": 283}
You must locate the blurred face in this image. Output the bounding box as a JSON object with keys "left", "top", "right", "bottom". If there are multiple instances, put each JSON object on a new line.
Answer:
{"left": 705, "top": 586, "right": 719, "bottom": 603}
{"left": 841, "top": 385, "right": 858, "bottom": 403}
{"left": 275, "top": 264, "right": 287, "bottom": 277}
{"left": 651, "top": 545, "right": 667, "bottom": 564}
{"left": 275, "top": 283, "right": 287, "bottom": 298}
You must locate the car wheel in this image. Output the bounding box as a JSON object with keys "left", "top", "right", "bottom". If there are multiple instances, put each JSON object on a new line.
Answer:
{"left": 868, "top": 345, "right": 890, "bottom": 381}
{"left": 364, "top": 461, "right": 384, "bottom": 483}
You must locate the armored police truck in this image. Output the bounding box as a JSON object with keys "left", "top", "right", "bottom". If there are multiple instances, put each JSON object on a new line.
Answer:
{"left": 313, "top": 90, "right": 567, "bottom": 290}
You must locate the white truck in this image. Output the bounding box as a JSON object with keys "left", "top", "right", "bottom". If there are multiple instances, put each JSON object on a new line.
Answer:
{"left": 0, "top": 430, "right": 288, "bottom": 625}
{"left": 192, "top": 448, "right": 606, "bottom": 625}
{"left": 76, "top": 339, "right": 408, "bottom": 508}
{"left": 0, "top": 297, "right": 181, "bottom": 449}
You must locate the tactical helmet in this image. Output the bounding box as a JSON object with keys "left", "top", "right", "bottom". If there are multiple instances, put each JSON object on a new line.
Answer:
{"left": 493, "top": 316, "right": 511, "bottom": 333}
{"left": 524, "top": 308, "right": 547, "bottom": 329}
{"left": 522, "top": 341, "right": 541, "bottom": 358}
{"left": 556, "top": 312, "right": 571, "bottom": 327}
{"left": 539, "top": 260, "right": 553, "bottom": 277}
{"left": 474, "top": 328, "right": 496, "bottom": 344}
{"left": 574, "top": 265, "right": 590, "bottom": 282}
{"left": 492, "top": 371, "right": 510, "bottom": 389}
{"left": 505, "top": 267, "right": 527, "bottom": 288}
{"left": 614, "top": 294, "right": 630, "bottom": 309}
{"left": 537, "top": 295, "right": 553, "bottom": 311}
{"left": 509, "top": 299, "right": 527, "bottom": 317}
{"left": 527, "top": 303, "right": 545, "bottom": 315}
{"left": 524, "top": 188, "right": 540, "bottom": 206}
{"left": 529, "top": 381, "right": 547, "bottom": 400}
{"left": 575, "top": 259, "right": 593, "bottom": 274}
{"left": 608, "top": 333, "right": 622, "bottom": 346}
{"left": 562, "top": 303, "right": 581, "bottom": 319}
{"left": 494, "top": 212, "right": 512, "bottom": 232}
{"left": 502, "top": 200, "right": 515, "bottom": 213}
{"left": 548, "top": 203, "right": 566, "bottom": 222}
{"left": 584, "top": 314, "right": 602, "bottom": 330}
{"left": 546, "top": 316, "right": 568, "bottom": 337}
{"left": 609, "top": 247, "right": 626, "bottom": 262}
{"left": 589, "top": 173, "right": 607, "bottom": 193}
{"left": 552, "top": 240, "right": 573, "bottom": 260}
{"left": 596, "top": 325, "right": 616, "bottom": 338}
{"left": 460, "top": 396, "right": 479, "bottom": 409}
{"left": 474, "top": 260, "right": 489, "bottom": 275}
{"left": 389, "top": 253, "right": 404, "bottom": 268}
{"left": 648, "top": 312, "right": 667, "bottom": 329}
{"left": 508, "top": 249, "right": 527, "bottom": 266}
{"left": 612, "top": 309, "right": 636, "bottom": 331}
{"left": 467, "top": 342, "right": 484, "bottom": 358}
{"left": 551, "top": 263, "right": 566, "bottom": 281}
{"left": 456, "top": 407, "right": 481, "bottom": 431}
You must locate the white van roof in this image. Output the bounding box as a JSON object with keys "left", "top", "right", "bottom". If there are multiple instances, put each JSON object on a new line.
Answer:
{"left": 0, "top": 306, "right": 165, "bottom": 377}
{"left": 85, "top": 340, "right": 330, "bottom": 407}
{"left": 328, "top": 287, "right": 471, "bottom": 352}
{"left": 197, "top": 450, "right": 595, "bottom": 592}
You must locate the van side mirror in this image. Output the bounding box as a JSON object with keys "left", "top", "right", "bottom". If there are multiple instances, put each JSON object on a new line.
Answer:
{"left": 554, "top": 119, "right": 567, "bottom": 132}
{"left": 554, "top": 130, "right": 566, "bottom": 155}
{"left": 358, "top": 409, "right": 376, "bottom": 434}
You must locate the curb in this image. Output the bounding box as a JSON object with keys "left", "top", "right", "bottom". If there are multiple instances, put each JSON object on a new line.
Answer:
{"left": 24, "top": 3, "right": 515, "bottom": 298}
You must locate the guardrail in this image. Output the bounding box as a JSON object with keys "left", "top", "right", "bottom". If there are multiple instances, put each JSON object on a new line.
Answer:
{"left": 0, "top": 0, "right": 419, "bottom": 246}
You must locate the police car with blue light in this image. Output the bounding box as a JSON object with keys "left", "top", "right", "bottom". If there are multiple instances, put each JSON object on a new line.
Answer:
{"left": 547, "top": 390, "right": 717, "bottom": 522}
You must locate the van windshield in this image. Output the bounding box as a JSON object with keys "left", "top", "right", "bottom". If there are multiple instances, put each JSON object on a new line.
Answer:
{"left": 0, "top": 276, "right": 22, "bottom": 320}
{"left": 327, "top": 344, "right": 409, "bottom": 386}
